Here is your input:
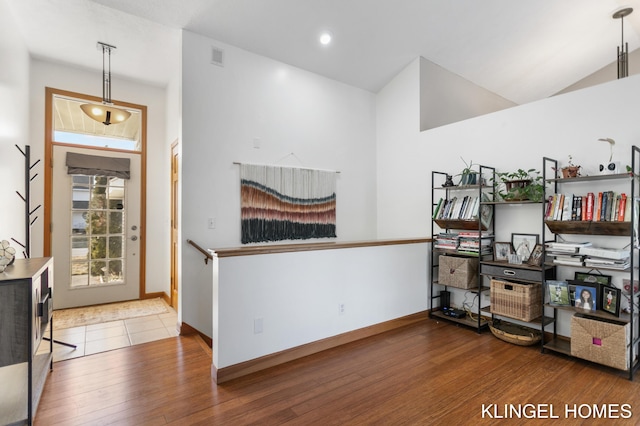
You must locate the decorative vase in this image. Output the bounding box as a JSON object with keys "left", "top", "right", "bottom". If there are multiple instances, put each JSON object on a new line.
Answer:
{"left": 459, "top": 172, "right": 478, "bottom": 186}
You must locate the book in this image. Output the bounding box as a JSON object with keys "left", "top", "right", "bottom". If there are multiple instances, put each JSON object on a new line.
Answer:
{"left": 546, "top": 241, "right": 592, "bottom": 254}
{"left": 554, "top": 194, "right": 565, "bottom": 220}
{"left": 433, "top": 198, "right": 443, "bottom": 219}
{"left": 578, "top": 246, "right": 630, "bottom": 260}
{"left": 444, "top": 197, "right": 456, "bottom": 219}
{"left": 547, "top": 194, "right": 557, "bottom": 220}
{"left": 553, "top": 256, "right": 585, "bottom": 267}
{"left": 600, "top": 191, "right": 608, "bottom": 221}
{"left": 618, "top": 193, "right": 627, "bottom": 221}
{"left": 610, "top": 194, "right": 618, "bottom": 222}
{"left": 585, "top": 192, "right": 594, "bottom": 221}
{"left": 594, "top": 192, "right": 602, "bottom": 221}
{"left": 583, "top": 258, "right": 630, "bottom": 269}
{"left": 544, "top": 195, "right": 554, "bottom": 219}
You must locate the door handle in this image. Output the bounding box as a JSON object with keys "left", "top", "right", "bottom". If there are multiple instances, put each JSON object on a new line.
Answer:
{"left": 130, "top": 236, "right": 138, "bottom": 241}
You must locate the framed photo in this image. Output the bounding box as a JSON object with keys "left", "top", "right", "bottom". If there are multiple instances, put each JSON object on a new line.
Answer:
{"left": 568, "top": 283, "right": 577, "bottom": 306}
{"left": 574, "top": 272, "right": 612, "bottom": 286}
{"left": 547, "top": 280, "right": 570, "bottom": 306}
{"left": 622, "top": 278, "right": 639, "bottom": 295}
{"left": 602, "top": 285, "right": 621, "bottom": 317}
{"left": 511, "top": 233, "right": 539, "bottom": 263}
{"left": 571, "top": 281, "right": 599, "bottom": 312}
{"left": 528, "top": 244, "right": 544, "bottom": 266}
{"left": 493, "top": 242, "right": 513, "bottom": 261}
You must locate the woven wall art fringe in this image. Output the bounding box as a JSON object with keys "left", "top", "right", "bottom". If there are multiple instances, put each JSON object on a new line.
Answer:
{"left": 240, "top": 164, "right": 337, "bottom": 243}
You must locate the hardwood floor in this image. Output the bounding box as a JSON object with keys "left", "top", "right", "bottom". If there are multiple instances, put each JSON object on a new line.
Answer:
{"left": 36, "top": 317, "right": 640, "bottom": 425}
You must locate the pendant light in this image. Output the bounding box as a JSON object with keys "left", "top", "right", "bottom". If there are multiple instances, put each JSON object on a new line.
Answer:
{"left": 613, "top": 7, "right": 633, "bottom": 79}
{"left": 80, "top": 42, "right": 131, "bottom": 125}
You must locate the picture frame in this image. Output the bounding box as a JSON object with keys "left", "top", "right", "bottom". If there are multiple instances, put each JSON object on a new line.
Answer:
{"left": 547, "top": 280, "right": 570, "bottom": 306}
{"left": 511, "top": 233, "right": 539, "bottom": 263}
{"left": 601, "top": 285, "right": 621, "bottom": 317}
{"left": 571, "top": 281, "right": 599, "bottom": 312}
{"left": 574, "top": 272, "right": 612, "bottom": 286}
{"left": 568, "top": 283, "right": 577, "bottom": 306}
{"left": 493, "top": 242, "right": 513, "bottom": 261}
{"left": 528, "top": 243, "right": 544, "bottom": 266}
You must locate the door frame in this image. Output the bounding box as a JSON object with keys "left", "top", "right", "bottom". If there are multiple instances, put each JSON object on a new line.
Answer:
{"left": 44, "top": 87, "right": 149, "bottom": 299}
{"left": 170, "top": 139, "right": 179, "bottom": 310}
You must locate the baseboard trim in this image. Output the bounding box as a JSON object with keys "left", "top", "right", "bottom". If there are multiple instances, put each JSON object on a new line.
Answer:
{"left": 180, "top": 321, "right": 213, "bottom": 347}
{"left": 213, "top": 310, "right": 429, "bottom": 384}
{"left": 143, "top": 291, "right": 171, "bottom": 306}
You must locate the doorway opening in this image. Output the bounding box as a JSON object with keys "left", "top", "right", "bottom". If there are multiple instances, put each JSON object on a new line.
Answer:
{"left": 44, "top": 87, "right": 148, "bottom": 309}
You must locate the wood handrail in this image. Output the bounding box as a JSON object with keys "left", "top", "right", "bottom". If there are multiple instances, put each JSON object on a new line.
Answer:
{"left": 211, "top": 237, "right": 431, "bottom": 258}
{"left": 187, "top": 239, "right": 214, "bottom": 264}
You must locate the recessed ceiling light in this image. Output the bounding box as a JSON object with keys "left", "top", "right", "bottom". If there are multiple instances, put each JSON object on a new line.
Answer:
{"left": 319, "top": 31, "right": 332, "bottom": 45}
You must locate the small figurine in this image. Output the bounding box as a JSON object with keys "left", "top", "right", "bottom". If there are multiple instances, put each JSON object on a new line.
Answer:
{"left": 442, "top": 174, "right": 455, "bottom": 187}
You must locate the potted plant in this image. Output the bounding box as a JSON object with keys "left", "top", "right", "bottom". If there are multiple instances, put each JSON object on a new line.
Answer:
{"left": 457, "top": 157, "right": 478, "bottom": 186}
{"left": 494, "top": 168, "right": 544, "bottom": 202}
{"left": 561, "top": 155, "right": 581, "bottom": 178}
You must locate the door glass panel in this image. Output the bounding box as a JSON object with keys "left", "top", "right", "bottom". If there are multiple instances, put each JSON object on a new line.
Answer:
{"left": 70, "top": 174, "right": 126, "bottom": 288}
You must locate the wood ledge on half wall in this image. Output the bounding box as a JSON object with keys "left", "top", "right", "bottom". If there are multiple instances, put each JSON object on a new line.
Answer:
{"left": 210, "top": 237, "right": 432, "bottom": 258}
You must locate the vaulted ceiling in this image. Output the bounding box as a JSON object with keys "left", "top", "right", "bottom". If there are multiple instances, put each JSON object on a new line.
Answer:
{"left": 6, "top": 0, "right": 640, "bottom": 105}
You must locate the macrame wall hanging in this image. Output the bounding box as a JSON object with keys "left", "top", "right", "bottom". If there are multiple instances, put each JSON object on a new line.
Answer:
{"left": 239, "top": 163, "right": 337, "bottom": 244}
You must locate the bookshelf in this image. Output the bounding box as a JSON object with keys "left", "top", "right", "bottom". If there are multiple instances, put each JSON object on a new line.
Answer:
{"left": 541, "top": 151, "right": 640, "bottom": 380}
{"left": 429, "top": 167, "right": 495, "bottom": 332}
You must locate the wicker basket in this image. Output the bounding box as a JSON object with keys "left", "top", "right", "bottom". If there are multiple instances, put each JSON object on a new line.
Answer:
{"left": 571, "top": 313, "right": 630, "bottom": 370}
{"left": 490, "top": 279, "right": 542, "bottom": 322}
{"left": 489, "top": 319, "right": 541, "bottom": 346}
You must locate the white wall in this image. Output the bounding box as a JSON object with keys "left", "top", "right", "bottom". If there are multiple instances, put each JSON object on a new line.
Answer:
{"left": 181, "top": 30, "right": 378, "bottom": 336}
{"left": 28, "top": 60, "right": 172, "bottom": 296}
{"left": 213, "top": 242, "right": 428, "bottom": 369}
{"left": 377, "top": 65, "right": 640, "bottom": 335}
{"left": 0, "top": 0, "right": 30, "bottom": 253}
{"left": 555, "top": 49, "right": 640, "bottom": 97}
{"left": 420, "top": 57, "right": 516, "bottom": 131}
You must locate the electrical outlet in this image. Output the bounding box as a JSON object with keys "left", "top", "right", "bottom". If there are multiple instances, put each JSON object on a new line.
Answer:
{"left": 338, "top": 303, "right": 345, "bottom": 315}
{"left": 207, "top": 217, "right": 216, "bottom": 229}
{"left": 254, "top": 318, "right": 263, "bottom": 334}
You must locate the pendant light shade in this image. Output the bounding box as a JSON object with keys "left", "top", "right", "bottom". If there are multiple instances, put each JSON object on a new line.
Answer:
{"left": 81, "top": 42, "right": 131, "bottom": 125}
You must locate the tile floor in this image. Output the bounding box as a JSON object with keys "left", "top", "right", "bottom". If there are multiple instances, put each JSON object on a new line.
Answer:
{"left": 39, "top": 307, "right": 179, "bottom": 362}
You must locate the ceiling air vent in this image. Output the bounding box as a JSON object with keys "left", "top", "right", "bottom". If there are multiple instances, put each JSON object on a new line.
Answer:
{"left": 211, "top": 46, "right": 224, "bottom": 67}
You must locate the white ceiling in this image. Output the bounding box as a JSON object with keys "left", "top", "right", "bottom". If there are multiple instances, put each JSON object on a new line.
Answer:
{"left": 5, "top": 0, "right": 640, "bottom": 104}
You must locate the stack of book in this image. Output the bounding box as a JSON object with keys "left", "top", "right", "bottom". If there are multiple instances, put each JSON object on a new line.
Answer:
{"left": 545, "top": 241, "right": 592, "bottom": 267}
{"left": 579, "top": 246, "right": 631, "bottom": 270}
{"left": 434, "top": 233, "right": 459, "bottom": 251}
{"left": 434, "top": 231, "right": 494, "bottom": 255}
{"left": 457, "top": 231, "right": 494, "bottom": 255}
{"left": 544, "top": 192, "right": 629, "bottom": 222}
{"left": 433, "top": 196, "right": 480, "bottom": 221}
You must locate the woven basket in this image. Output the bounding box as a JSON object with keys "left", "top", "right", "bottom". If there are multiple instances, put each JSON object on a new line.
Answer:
{"left": 490, "top": 279, "right": 542, "bottom": 322}
{"left": 571, "top": 314, "right": 630, "bottom": 370}
{"left": 438, "top": 255, "right": 478, "bottom": 289}
{"left": 489, "top": 319, "right": 541, "bottom": 346}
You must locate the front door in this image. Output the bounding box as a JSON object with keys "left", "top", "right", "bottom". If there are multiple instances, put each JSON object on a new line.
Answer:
{"left": 51, "top": 145, "right": 141, "bottom": 309}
